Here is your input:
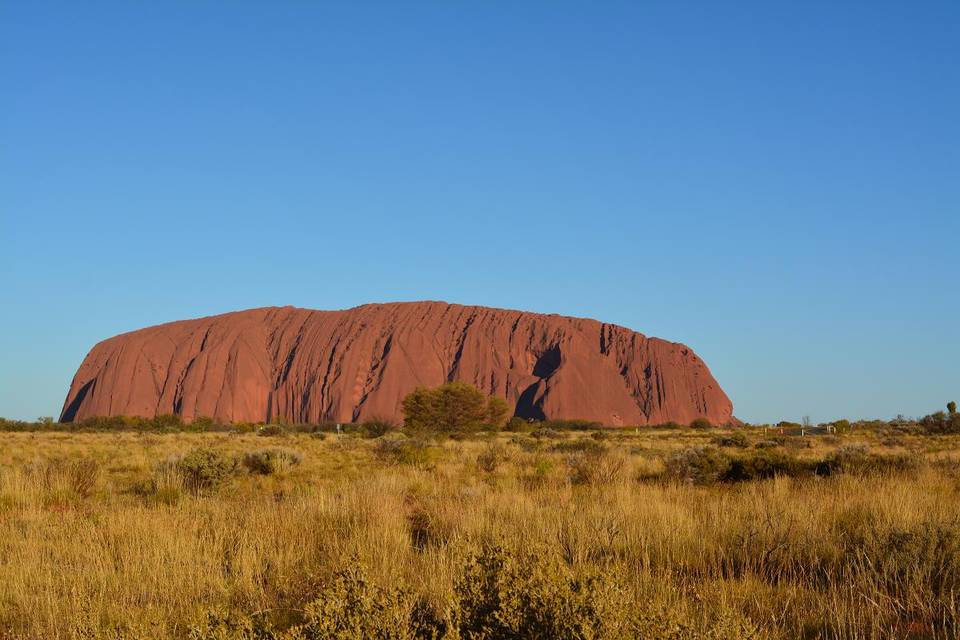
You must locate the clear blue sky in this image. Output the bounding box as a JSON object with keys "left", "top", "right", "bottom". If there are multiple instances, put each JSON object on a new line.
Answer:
{"left": 2, "top": 2, "right": 957, "bottom": 424}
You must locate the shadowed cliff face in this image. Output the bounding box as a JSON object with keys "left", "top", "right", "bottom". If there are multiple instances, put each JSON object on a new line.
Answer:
{"left": 60, "top": 302, "right": 735, "bottom": 426}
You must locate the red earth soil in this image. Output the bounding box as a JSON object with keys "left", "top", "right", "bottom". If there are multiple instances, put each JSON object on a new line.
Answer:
{"left": 61, "top": 302, "right": 735, "bottom": 426}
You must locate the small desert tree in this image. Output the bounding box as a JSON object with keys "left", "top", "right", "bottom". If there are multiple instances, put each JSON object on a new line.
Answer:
{"left": 402, "top": 382, "right": 510, "bottom": 434}
{"left": 949, "top": 401, "right": 957, "bottom": 415}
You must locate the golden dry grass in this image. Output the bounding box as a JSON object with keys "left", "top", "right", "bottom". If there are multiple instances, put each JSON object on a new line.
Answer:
{"left": 0, "top": 427, "right": 957, "bottom": 638}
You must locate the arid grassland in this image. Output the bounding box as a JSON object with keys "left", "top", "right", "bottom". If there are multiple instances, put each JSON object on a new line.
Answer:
{"left": 0, "top": 425, "right": 958, "bottom": 639}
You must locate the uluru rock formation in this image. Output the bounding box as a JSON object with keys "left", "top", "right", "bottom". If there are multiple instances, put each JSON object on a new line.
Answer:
{"left": 61, "top": 302, "right": 735, "bottom": 426}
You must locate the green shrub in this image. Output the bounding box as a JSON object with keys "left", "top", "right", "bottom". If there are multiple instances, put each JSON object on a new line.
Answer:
{"left": 453, "top": 545, "right": 634, "bottom": 639}
{"left": 723, "top": 448, "right": 810, "bottom": 482}
{"left": 0, "top": 417, "right": 38, "bottom": 432}
{"left": 241, "top": 448, "right": 303, "bottom": 475}
{"left": 297, "top": 562, "right": 417, "bottom": 639}
{"left": 777, "top": 421, "right": 802, "bottom": 429}
{"left": 145, "top": 414, "right": 184, "bottom": 430}
{"left": 650, "top": 421, "right": 684, "bottom": 429}
{"left": 187, "top": 551, "right": 764, "bottom": 640}
{"left": 817, "top": 444, "right": 921, "bottom": 476}
{"left": 503, "top": 417, "right": 536, "bottom": 433}
{"left": 257, "top": 424, "right": 286, "bottom": 437}
{"left": 753, "top": 439, "right": 782, "bottom": 449}
{"left": 831, "top": 419, "right": 852, "bottom": 434}
{"left": 919, "top": 410, "right": 960, "bottom": 434}
{"left": 690, "top": 418, "right": 713, "bottom": 429}
{"left": 663, "top": 446, "right": 730, "bottom": 485}
{"left": 187, "top": 416, "right": 217, "bottom": 432}
{"left": 164, "top": 448, "right": 236, "bottom": 493}
{"left": 188, "top": 610, "right": 270, "bottom": 640}
{"left": 359, "top": 419, "right": 395, "bottom": 438}
{"left": 712, "top": 432, "right": 749, "bottom": 448}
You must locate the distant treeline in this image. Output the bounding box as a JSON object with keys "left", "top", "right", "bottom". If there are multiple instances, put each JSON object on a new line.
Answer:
{"left": 0, "top": 414, "right": 611, "bottom": 434}
{"left": 5, "top": 383, "right": 957, "bottom": 434}
{"left": 2, "top": 410, "right": 958, "bottom": 434}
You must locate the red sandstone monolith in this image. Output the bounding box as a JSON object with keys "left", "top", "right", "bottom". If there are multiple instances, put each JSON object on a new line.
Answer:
{"left": 61, "top": 302, "right": 735, "bottom": 426}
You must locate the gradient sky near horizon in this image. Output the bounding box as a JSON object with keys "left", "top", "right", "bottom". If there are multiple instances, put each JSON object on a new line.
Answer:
{"left": 2, "top": 2, "right": 958, "bottom": 424}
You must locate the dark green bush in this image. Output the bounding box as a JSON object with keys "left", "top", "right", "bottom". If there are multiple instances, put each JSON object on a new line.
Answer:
{"left": 188, "top": 611, "right": 271, "bottom": 640}
{"left": 650, "top": 421, "right": 684, "bottom": 429}
{"left": 754, "top": 439, "right": 782, "bottom": 449}
{"left": 663, "top": 446, "right": 731, "bottom": 485}
{"left": 919, "top": 410, "right": 960, "bottom": 434}
{"left": 298, "top": 562, "right": 418, "bottom": 639}
{"left": 502, "top": 418, "right": 603, "bottom": 433}
{"left": 241, "top": 448, "right": 303, "bottom": 475}
{"left": 831, "top": 419, "right": 852, "bottom": 434}
{"left": 531, "top": 428, "right": 562, "bottom": 440}
{"left": 816, "top": 444, "right": 921, "bottom": 476}
{"left": 503, "top": 417, "right": 537, "bottom": 433}
{"left": 359, "top": 419, "right": 395, "bottom": 438}
{"left": 187, "top": 416, "right": 219, "bottom": 432}
{"left": 166, "top": 448, "right": 236, "bottom": 493}
{"left": 712, "top": 432, "right": 749, "bottom": 448}
{"left": 453, "top": 545, "right": 634, "bottom": 639}
{"left": 152, "top": 414, "right": 183, "bottom": 428}
{"left": 723, "top": 449, "right": 811, "bottom": 482}
{"left": 188, "top": 550, "right": 762, "bottom": 640}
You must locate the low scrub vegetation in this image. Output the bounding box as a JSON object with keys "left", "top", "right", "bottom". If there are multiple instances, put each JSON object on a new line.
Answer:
{"left": 0, "top": 404, "right": 958, "bottom": 638}
{"left": 191, "top": 545, "right": 757, "bottom": 640}
{"left": 663, "top": 443, "right": 923, "bottom": 485}
{"left": 242, "top": 448, "right": 304, "bottom": 475}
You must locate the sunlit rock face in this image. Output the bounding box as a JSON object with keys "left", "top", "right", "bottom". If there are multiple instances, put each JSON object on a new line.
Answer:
{"left": 61, "top": 302, "right": 735, "bottom": 426}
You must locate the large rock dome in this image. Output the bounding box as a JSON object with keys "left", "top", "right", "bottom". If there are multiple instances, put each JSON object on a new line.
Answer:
{"left": 61, "top": 302, "right": 735, "bottom": 426}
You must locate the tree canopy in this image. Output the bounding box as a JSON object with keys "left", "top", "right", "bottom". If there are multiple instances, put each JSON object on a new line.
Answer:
{"left": 402, "top": 382, "right": 510, "bottom": 433}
